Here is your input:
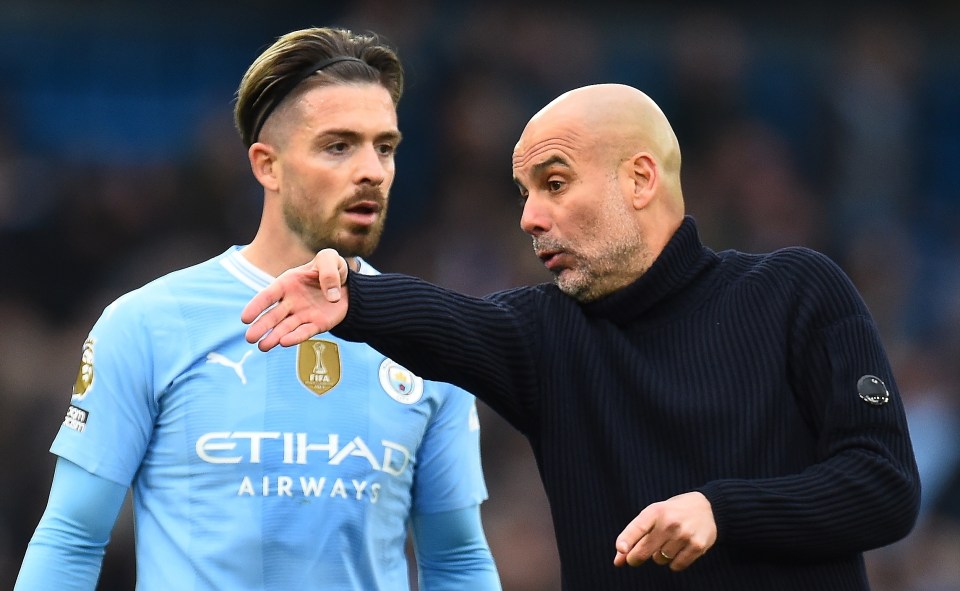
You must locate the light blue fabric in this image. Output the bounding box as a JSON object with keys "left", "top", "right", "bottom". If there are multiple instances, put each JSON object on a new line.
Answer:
{"left": 15, "top": 458, "right": 127, "bottom": 590}
{"left": 412, "top": 506, "right": 502, "bottom": 590}
{"left": 17, "top": 248, "right": 495, "bottom": 590}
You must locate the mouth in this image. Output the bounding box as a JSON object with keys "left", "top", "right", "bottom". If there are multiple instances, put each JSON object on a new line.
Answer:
{"left": 342, "top": 200, "right": 383, "bottom": 226}
{"left": 536, "top": 249, "right": 565, "bottom": 272}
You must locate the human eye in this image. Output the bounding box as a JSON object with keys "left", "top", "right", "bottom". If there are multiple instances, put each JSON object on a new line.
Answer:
{"left": 376, "top": 142, "right": 397, "bottom": 157}
{"left": 326, "top": 141, "right": 350, "bottom": 155}
{"left": 546, "top": 178, "right": 565, "bottom": 193}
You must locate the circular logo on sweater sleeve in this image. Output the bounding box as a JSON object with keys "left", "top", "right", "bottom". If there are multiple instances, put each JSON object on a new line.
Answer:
{"left": 378, "top": 359, "right": 424, "bottom": 404}
{"left": 857, "top": 375, "right": 890, "bottom": 406}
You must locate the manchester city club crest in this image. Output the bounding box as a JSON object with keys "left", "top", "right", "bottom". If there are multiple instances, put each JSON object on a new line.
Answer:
{"left": 378, "top": 359, "right": 424, "bottom": 404}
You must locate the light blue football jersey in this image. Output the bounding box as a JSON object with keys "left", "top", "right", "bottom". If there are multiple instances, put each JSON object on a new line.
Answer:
{"left": 50, "top": 247, "right": 488, "bottom": 590}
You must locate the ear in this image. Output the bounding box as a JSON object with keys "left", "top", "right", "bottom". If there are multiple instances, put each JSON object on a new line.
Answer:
{"left": 625, "top": 152, "right": 657, "bottom": 210}
{"left": 249, "top": 142, "right": 280, "bottom": 192}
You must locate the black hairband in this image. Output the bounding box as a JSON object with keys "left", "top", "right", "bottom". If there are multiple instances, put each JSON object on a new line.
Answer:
{"left": 250, "top": 56, "right": 367, "bottom": 144}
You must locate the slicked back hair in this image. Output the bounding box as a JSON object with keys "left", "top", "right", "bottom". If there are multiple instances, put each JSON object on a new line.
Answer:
{"left": 234, "top": 27, "right": 403, "bottom": 147}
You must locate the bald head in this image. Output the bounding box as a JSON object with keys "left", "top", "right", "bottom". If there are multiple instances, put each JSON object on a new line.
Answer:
{"left": 521, "top": 84, "right": 680, "bottom": 173}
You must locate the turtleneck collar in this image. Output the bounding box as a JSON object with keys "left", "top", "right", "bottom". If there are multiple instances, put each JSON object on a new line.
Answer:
{"left": 580, "top": 216, "right": 719, "bottom": 323}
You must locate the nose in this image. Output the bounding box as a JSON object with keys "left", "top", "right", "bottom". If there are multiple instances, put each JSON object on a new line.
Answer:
{"left": 520, "top": 193, "right": 550, "bottom": 236}
{"left": 354, "top": 145, "right": 388, "bottom": 186}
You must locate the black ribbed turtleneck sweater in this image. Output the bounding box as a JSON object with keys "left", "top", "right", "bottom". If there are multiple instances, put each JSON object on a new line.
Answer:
{"left": 333, "top": 216, "right": 920, "bottom": 590}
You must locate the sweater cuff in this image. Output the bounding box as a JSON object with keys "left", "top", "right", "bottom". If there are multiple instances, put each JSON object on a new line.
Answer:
{"left": 695, "top": 481, "right": 730, "bottom": 544}
{"left": 331, "top": 268, "right": 364, "bottom": 339}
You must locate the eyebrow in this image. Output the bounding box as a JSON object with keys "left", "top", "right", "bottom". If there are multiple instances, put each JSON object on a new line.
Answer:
{"left": 532, "top": 155, "right": 570, "bottom": 175}
{"left": 513, "top": 154, "right": 571, "bottom": 188}
{"left": 318, "top": 128, "right": 403, "bottom": 143}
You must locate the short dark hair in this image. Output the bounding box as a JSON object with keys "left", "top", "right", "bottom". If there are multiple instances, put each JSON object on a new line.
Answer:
{"left": 234, "top": 27, "right": 404, "bottom": 147}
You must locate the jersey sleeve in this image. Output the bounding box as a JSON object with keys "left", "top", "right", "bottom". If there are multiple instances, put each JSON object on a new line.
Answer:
{"left": 410, "top": 381, "right": 488, "bottom": 515}
{"left": 410, "top": 506, "right": 501, "bottom": 591}
{"left": 14, "top": 457, "right": 129, "bottom": 591}
{"left": 49, "top": 290, "right": 161, "bottom": 487}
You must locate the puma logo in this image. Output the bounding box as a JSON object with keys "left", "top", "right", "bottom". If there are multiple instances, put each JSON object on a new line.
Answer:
{"left": 206, "top": 350, "right": 253, "bottom": 385}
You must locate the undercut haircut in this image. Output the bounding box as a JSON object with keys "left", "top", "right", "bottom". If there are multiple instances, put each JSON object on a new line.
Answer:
{"left": 234, "top": 27, "right": 404, "bottom": 147}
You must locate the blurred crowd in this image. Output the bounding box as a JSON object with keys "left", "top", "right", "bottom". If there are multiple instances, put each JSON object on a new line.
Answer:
{"left": 1, "top": 1, "right": 958, "bottom": 589}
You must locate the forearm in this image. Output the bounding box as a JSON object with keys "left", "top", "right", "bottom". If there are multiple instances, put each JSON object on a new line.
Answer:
{"left": 15, "top": 524, "right": 108, "bottom": 590}
{"left": 699, "top": 445, "right": 919, "bottom": 557}
{"left": 14, "top": 458, "right": 128, "bottom": 591}
{"left": 411, "top": 506, "right": 501, "bottom": 591}
{"left": 335, "top": 272, "right": 538, "bottom": 427}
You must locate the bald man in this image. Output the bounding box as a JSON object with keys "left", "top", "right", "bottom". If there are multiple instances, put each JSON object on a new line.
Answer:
{"left": 243, "top": 84, "right": 921, "bottom": 590}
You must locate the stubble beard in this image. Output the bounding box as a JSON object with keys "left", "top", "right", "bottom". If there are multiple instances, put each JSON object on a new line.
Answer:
{"left": 539, "top": 188, "right": 644, "bottom": 303}
{"left": 552, "top": 241, "right": 639, "bottom": 303}
{"left": 283, "top": 186, "right": 388, "bottom": 259}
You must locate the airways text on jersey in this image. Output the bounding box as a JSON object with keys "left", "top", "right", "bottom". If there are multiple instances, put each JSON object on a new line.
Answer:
{"left": 196, "top": 431, "right": 412, "bottom": 501}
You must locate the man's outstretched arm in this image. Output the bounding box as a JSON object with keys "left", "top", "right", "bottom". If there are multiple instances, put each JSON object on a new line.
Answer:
{"left": 242, "top": 248, "right": 350, "bottom": 350}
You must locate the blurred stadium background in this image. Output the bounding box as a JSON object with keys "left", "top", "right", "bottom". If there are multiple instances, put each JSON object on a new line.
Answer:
{"left": 1, "top": 1, "right": 958, "bottom": 589}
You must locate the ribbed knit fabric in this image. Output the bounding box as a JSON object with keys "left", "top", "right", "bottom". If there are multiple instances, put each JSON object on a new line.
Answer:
{"left": 334, "top": 216, "right": 920, "bottom": 590}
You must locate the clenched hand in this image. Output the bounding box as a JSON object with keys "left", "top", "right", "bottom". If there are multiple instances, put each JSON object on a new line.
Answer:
{"left": 613, "top": 491, "right": 717, "bottom": 572}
